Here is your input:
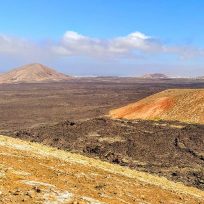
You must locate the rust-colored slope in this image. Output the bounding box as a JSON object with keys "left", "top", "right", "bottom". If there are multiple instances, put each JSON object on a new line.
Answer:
{"left": 0, "top": 135, "right": 203, "bottom": 204}
{"left": 109, "top": 89, "right": 204, "bottom": 124}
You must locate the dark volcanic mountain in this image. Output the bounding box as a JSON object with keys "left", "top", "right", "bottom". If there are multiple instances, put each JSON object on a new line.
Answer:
{"left": 0, "top": 63, "right": 71, "bottom": 83}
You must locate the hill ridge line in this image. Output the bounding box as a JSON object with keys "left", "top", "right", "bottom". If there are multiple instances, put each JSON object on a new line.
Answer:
{"left": 0, "top": 134, "right": 203, "bottom": 199}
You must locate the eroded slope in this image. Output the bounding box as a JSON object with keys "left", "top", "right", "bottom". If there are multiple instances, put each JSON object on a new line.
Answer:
{"left": 12, "top": 118, "right": 204, "bottom": 190}
{"left": 109, "top": 89, "right": 204, "bottom": 124}
{"left": 0, "top": 63, "right": 70, "bottom": 84}
{"left": 0, "top": 135, "right": 203, "bottom": 204}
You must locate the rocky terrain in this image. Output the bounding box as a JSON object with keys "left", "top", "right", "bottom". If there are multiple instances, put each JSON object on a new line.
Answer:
{"left": 110, "top": 89, "right": 204, "bottom": 124}
{"left": 9, "top": 117, "right": 204, "bottom": 190}
{"left": 1, "top": 78, "right": 204, "bottom": 132}
{"left": 0, "top": 78, "right": 204, "bottom": 202}
{"left": 0, "top": 63, "right": 71, "bottom": 83}
{"left": 0, "top": 135, "right": 203, "bottom": 204}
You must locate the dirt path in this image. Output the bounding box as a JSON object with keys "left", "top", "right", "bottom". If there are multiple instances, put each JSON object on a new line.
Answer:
{"left": 0, "top": 135, "right": 203, "bottom": 204}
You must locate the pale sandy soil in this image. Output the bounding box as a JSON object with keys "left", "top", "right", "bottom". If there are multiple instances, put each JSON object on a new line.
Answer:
{"left": 0, "top": 135, "right": 203, "bottom": 204}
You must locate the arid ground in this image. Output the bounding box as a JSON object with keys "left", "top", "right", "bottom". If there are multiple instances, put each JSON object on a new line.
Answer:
{"left": 1, "top": 135, "right": 203, "bottom": 204}
{"left": 109, "top": 89, "right": 204, "bottom": 124}
{"left": 0, "top": 78, "right": 204, "bottom": 193}
{"left": 1, "top": 77, "right": 204, "bottom": 131}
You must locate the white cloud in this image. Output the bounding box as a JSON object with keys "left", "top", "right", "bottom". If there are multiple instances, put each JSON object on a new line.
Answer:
{"left": 53, "top": 31, "right": 204, "bottom": 60}
{"left": 0, "top": 31, "right": 204, "bottom": 61}
{"left": 0, "top": 35, "right": 31, "bottom": 54}
{"left": 53, "top": 31, "right": 154, "bottom": 58}
{"left": 0, "top": 34, "right": 55, "bottom": 63}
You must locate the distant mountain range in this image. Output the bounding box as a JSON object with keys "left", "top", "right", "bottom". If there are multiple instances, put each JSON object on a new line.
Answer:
{"left": 196, "top": 76, "right": 204, "bottom": 79}
{"left": 141, "top": 73, "right": 169, "bottom": 79}
{"left": 0, "top": 64, "right": 204, "bottom": 83}
{"left": 141, "top": 73, "right": 204, "bottom": 79}
{"left": 0, "top": 63, "right": 71, "bottom": 84}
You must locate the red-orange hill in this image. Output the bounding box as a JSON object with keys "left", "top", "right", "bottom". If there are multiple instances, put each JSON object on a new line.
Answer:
{"left": 109, "top": 89, "right": 204, "bottom": 124}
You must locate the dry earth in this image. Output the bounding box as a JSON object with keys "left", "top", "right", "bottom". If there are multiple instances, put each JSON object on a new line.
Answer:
{"left": 0, "top": 63, "right": 71, "bottom": 84}
{"left": 1, "top": 78, "right": 204, "bottom": 132}
{"left": 109, "top": 89, "right": 204, "bottom": 124}
{"left": 0, "top": 135, "right": 204, "bottom": 204}
{"left": 12, "top": 117, "right": 204, "bottom": 190}
{"left": 0, "top": 78, "right": 204, "bottom": 203}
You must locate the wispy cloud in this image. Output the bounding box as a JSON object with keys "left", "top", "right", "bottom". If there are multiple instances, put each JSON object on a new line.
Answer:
{"left": 0, "top": 34, "right": 53, "bottom": 61}
{"left": 53, "top": 31, "right": 204, "bottom": 60}
{"left": 0, "top": 35, "right": 32, "bottom": 54}
{"left": 53, "top": 31, "right": 153, "bottom": 58}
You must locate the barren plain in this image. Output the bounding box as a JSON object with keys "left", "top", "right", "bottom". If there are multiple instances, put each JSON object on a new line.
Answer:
{"left": 0, "top": 77, "right": 204, "bottom": 202}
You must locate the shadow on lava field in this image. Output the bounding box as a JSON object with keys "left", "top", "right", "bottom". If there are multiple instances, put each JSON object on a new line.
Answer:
{"left": 9, "top": 117, "right": 204, "bottom": 190}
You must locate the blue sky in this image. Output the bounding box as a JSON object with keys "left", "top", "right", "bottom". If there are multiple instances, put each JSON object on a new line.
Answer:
{"left": 0, "top": 0, "right": 204, "bottom": 76}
